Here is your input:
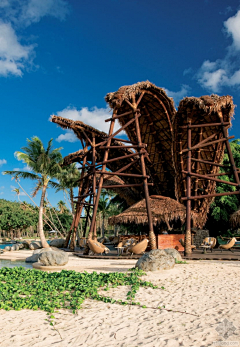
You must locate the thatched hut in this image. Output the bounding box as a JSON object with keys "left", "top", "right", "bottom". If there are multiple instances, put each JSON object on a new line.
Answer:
{"left": 229, "top": 209, "right": 240, "bottom": 229}
{"left": 108, "top": 196, "right": 201, "bottom": 229}
{"left": 174, "top": 95, "right": 235, "bottom": 227}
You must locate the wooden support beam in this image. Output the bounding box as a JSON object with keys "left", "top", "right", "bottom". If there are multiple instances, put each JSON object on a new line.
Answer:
{"left": 191, "top": 158, "right": 232, "bottom": 168}
{"left": 221, "top": 121, "right": 240, "bottom": 187}
{"left": 95, "top": 171, "right": 149, "bottom": 178}
{"left": 100, "top": 183, "right": 154, "bottom": 189}
{"left": 182, "top": 170, "right": 239, "bottom": 187}
{"left": 181, "top": 190, "right": 240, "bottom": 200}
{"left": 98, "top": 144, "right": 146, "bottom": 149}
{"left": 179, "top": 122, "right": 230, "bottom": 129}
{"left": 93, "top": 151, "right": 141, "bottom": 167}
{"left": 74, "top": 201, "right": 94, "bottom": 206}
{"left": 185, "top": 121, "right": 192, "bottom": 256}
{"left": 207, "top": 172, "right": 233, "bottom": 177}
{"left": 182, "top": 135, "right": 234, "bottom": 153}
{"left": 105, "top": 110, "right": 134, "bottom": 122}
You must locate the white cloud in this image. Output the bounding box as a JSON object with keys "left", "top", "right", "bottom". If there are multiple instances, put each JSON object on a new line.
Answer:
{"left": 13, "top": 165, "right": 32, "bottom": 171}
{"left": 164, "top": 85, "right": 191, "bottom": 105}
{"left": 0, "top": 192, "right": 4, "bottom": 195}
{"left": 196, "top": 10, "right": 240, "bottom": 92}
{"left": 56, "top": 129, "right": 78, "bottom": 143}
{"left": 18, "top": 0, "right": 70, "bottom": 26}
{"left": 0, "top": 0, "right": 69, "bottom": 77}
{"left": 0, "top": 159, "right": 7, "bottom": 166}
{"left": 54, "top": 106, "right": 125, "bottom": 142}
{"left": 224, "top": 10, "right": 240, "bottom": 50}
{"left": 0, "top": 21, "right": 34, "bottom": 76}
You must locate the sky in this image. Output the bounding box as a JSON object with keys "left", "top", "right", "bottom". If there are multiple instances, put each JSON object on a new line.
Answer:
{"left": 1, "top": 0, "right": 240, "bottom": 207}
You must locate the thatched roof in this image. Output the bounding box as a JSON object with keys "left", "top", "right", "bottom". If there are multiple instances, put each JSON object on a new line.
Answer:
{"left": 52, "top": 83, "right": 235, "bottom": 229}
{"left": 108, "top": 195, "right": 201, "bottom": 227}
{"left": 105, "top": 81, "right": 177, "bottom": 199}
{"left": 174, "top": 95, "right": 235, "bottom": 227}
{"left": 229, "top": 209, "right": 240, "bottom": 229}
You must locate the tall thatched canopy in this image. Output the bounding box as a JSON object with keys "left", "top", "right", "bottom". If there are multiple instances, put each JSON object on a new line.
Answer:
{"left": 229, "top": 209, "right": 240, "bottom": 229}
{"left": 174, "top": 95, "right": 235, "bottom": 227}
{"left": 108, "top": 196, "right": 201, "bottom": 228}
{"left": 51, "top": 116, "right": 144, "bottom": 204}
{"left": 105, "top": 81, "right": 177, "bottom": 199}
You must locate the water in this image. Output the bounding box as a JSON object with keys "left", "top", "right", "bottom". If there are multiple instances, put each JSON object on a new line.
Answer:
{"left": 0, "top": 243, "right": 15, "bottom": 250}
{"left": 0, "top": 259, "right": 32, "bottom": 269}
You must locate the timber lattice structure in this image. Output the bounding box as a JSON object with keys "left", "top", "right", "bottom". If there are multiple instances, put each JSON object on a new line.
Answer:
{"left": 51, "top": 81, "right": 240, "bottom": 255}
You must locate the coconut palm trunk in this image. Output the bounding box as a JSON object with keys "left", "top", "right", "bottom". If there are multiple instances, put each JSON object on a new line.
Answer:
{"left": 185, "top": 228, "right": 192, "bottom": 255}
{"left": 38, "top": 184, "right": 50, "bottom": 248}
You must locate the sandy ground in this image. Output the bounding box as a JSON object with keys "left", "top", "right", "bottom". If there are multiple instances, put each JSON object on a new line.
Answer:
{"left": 0, "top": 250, "right": 240, "bottom": 347}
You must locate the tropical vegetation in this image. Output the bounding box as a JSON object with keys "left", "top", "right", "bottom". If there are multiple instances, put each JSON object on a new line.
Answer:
{"left": 3, "top": 137, "right": 63, "bottom": 247}
{"left": 0, "top": 267, "right": 158, "bottom": 316}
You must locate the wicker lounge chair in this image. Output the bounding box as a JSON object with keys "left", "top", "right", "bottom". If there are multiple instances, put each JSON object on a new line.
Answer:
{"left": 219, "top": 237, "right": 236, "bottom": 253}
{"left": 179, "top": 238, "right": 196, "bottom": 250}
{"left": 88, "top": 239, "right": 110, "bottom": 255}
{"left": 200, "top": 237, "right": 216, "bottom": 253}
{"left": 127, "top": 239, "right": 148, "bottom": 256}
{"left": 79, "top": 237, "right": 87, "bottom": 248}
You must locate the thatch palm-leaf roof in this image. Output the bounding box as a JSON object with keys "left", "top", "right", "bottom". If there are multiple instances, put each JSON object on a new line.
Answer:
{"left": 174, "top": 95, "right": 235, "bottom": 226}
{"left": 105, "top": 81, "right": 177, "bottom": 199}
{"left": 108, "top": 195, "right": 201, "bottom": 227}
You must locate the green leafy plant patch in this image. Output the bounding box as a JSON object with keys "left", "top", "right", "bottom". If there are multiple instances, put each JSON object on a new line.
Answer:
{"left": 0, "top": 267, "right": 158, "bottom": 314}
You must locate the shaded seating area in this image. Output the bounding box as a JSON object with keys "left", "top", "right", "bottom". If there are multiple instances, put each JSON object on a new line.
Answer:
{"left": 88, "top": 239, "right": 110, "bottom": 255}
{"left": 219, "top": 237, "right": 237, "bottom": 253}
{"left": 179, "top": 238, "right": 196, "bottom": 251}
{"left": 199, "top": 237, "right": 216, "bottom": 253}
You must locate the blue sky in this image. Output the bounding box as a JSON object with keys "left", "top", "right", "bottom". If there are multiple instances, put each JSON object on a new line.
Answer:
{"left": 1, "top": 0, "right": 240, "bottom": 207}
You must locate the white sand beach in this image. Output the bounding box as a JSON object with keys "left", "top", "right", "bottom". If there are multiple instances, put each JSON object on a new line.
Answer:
{"left": 0, "top": 251, "right": 240, "bottom": 347}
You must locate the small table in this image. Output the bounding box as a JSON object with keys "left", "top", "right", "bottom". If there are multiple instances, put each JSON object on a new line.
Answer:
{"left": 116, "top": 247, "right": 125, "bottom": 256}
{"left": 200, "top": 245, "right": 211, "bottom": 254}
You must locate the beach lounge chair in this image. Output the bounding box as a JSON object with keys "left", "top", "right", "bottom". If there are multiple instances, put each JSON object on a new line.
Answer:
{"left": 88, "top": 239, "right": 110, "bottom": 255}
{"left": 179, "top": 238, "right": 196, "bottom": 250}
{"left": 200, "top": 237, "right": 216, "bottom": 253}
{"left": 219, "top": 237, "right": 236, "bottom": 253}
{"left": 127, "top": 239, "right": 148, "bottom": 256}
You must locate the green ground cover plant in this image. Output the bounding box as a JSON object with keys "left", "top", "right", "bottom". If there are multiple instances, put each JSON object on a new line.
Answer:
{"left": 0, "top": 267, "right": 158, "bottom": 315}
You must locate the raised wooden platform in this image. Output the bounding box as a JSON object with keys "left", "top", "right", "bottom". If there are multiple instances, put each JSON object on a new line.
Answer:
{"left": 73, "top": 247, "right": 240, "bottom": 261}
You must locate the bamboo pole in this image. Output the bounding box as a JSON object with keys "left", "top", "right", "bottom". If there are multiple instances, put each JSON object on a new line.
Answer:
{"left": 179, "top": 122, "right": 230, "bottom": 129}
{"left": 132, "top": 94, "right": 156, "bottom": 250}
{"left": 182, "top": 171, "right": 239, "bottom": 186}
{"left": 185, "top": 121, "right": 192, "bottom": 256}
{"left": 92, "top": 135, "right": 97, "bottom": 240}
{"left": 181, "top": 190, "right": 240, "bottom": 200}
{"left": 194, "top": 128, "right": 202, "bottom": 209}
{"left": 87, "top": 110, "right": 117, "bottom": 241}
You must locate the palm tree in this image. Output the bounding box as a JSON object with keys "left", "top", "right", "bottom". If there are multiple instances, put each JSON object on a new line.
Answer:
{"left": 3, "top": 137, "right": 63, "bottom": 248}
{"left": 55, "top": 163, "right": 81, "bottom": 216}
{"left": 97, "top": 190, "right": 114, "bottom": 238}
{"left": 57, "top": 200, "right": 69, "bottom": 214}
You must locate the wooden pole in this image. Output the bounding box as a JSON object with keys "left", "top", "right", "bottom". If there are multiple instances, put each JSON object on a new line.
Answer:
{"left": 185, "top": 121, "right": 192, "bottom": 256}
{"left": 194, "top": 128, "right": 202, "bottom": 210}
{"left": 133, "top": 95, "right": 157, "bottom": 250}
{"left": 181, "top": 190, "right": 240, "bottom": 200}
{"left": 92, "top": 135, "right": 97, "bottom": 240}
{"left": 221, "top": 122, "right": 240, "bottom": 187}
{"left": 87, "top": 111, "right": 116, "bottom": 240}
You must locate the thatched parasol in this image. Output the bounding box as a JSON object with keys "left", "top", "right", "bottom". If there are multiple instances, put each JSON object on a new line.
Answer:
{"left": 108, "top": 195, "right": 201, "bottom": 228}
{"left": 174, "top": 95, "right": 235, "bottom": 227}
{"left": 105, "top": 81, "right": 177, "bottom": 199}
{"left": 229, "top": 209, "right": 240, "bottom": 229}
